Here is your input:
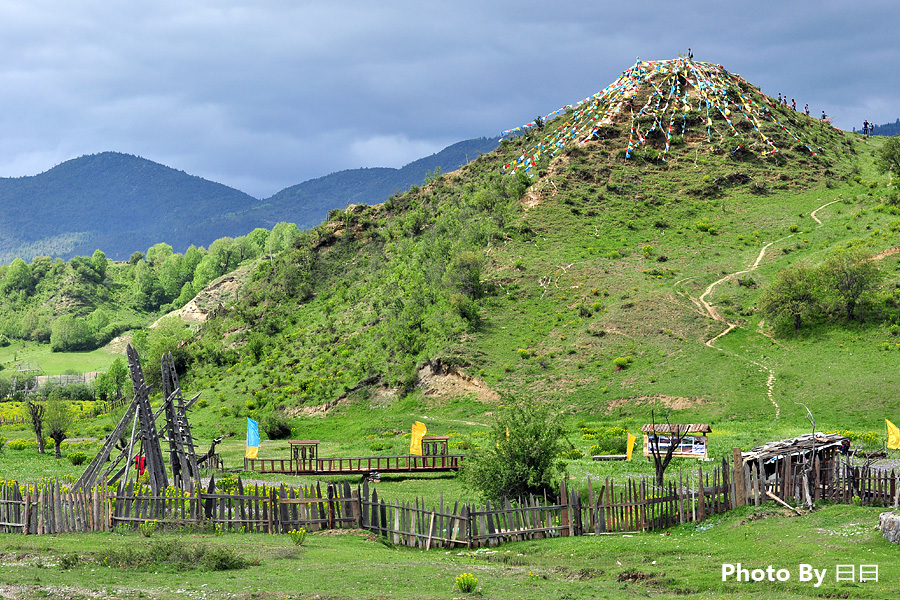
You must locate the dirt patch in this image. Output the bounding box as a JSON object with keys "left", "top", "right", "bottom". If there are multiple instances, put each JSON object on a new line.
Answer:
{"left": 616, "top": 569, "right": 658, "bottom": 582}
{"left": 151, "top": 261, "right": 257, "bottom": 328}
{"left": 606, "top": 394, "right": 705, "bottom": 411}
{"left": 284, "top": 397, "right": 350, "bottom": 417}
{"left": 101, "top": 332, "right": 133, "bottom": 354}
{"left": 416, "top": 360, "right": 499, "bottom": 402}
{"left": 869, "top": 247, "right": 899, "bottom": 262}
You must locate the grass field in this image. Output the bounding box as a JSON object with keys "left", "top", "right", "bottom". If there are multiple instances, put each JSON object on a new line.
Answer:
{"left": 0, "top": 339, "right": 120, "bottom": 376}
{"left": 0, "top": 503, "right": 896, "bottom": 599}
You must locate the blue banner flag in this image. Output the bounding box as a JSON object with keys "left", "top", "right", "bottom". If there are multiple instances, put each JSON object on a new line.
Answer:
{"left": 246, "top": 417, "right": 260, "bottom": 458}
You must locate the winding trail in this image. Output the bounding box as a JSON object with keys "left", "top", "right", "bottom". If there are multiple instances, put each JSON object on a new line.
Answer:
{"left": 692, "top": 199, "right": 841, "bottom": 420}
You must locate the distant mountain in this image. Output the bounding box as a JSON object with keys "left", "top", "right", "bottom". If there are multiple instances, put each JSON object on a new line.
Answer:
{"left": 252, "top": 136, "right": 501, "bottom": 231}
{"left": 0, "top": 137, "right": 500, "bottom": 264}
{"left": 0, "top": 152, "right": 259, "bottom": 263}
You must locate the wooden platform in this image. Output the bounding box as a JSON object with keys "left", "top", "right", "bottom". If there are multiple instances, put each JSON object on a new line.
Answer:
{"left": 244, "top": 453, "right": 465, "bottom": 475}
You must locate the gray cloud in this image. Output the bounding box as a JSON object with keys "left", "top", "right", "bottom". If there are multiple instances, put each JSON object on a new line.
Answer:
{"left": 0, "top": 1, "right": 895, "bottom": 198}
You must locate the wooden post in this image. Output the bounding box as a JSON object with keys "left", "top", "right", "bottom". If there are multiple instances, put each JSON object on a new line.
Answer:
{"left": 559, "top": 480, "right": 570, "bottom": 537}
{"left": 732, "top": 449, "right": 746, "bottom": 507}
{"left": 697, "top": 467, "right": 706, "bottom": 522}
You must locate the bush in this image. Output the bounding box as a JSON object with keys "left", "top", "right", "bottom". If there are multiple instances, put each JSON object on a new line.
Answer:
{"left": 288, "top": 528, "right": 307, "bottom": 546}
{"left": 613, "top": 356, "right": 633, "bottom": 370}
{"left": 262, "top": 413, "right": 292, "bottom": 440}
{"left": 67, "top": 451, "right": 88, "bottom": 466}
{"left": 559, "top": 448, "right": 583, "bottom": 460}
{"left": 461, "top": 398, "right": 567, "bottom": 501}
{"left": 8, "top": 438, "right": 32, "bottom": 450}
{"left": 455, "top": 573, "right": 478, "bottom": 593}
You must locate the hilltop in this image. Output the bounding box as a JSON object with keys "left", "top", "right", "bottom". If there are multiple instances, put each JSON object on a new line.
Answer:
{"left": 176, "top": 58, "right": 900, "bottom": 446}
{"left": 0, "top": 138, "right": 499, "bottom": 264}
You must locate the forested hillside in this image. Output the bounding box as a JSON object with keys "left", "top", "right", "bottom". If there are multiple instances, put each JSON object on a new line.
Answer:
{"left": 0, "top": 223, "right": 300, "bottom": 354}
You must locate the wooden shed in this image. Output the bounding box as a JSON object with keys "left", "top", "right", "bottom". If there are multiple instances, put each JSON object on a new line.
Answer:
{"left": 739, "top": 432, "right": 844, "bottom": 478}
{"left": 641, "top": 423, "right": 712, "bottom": 460}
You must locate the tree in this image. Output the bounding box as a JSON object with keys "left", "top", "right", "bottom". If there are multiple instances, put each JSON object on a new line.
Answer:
{"left": 45, "top": 390, "right": 74, "bottom": 459}
{"left": 647, "top": 410, "right": 690, "bottom": 487}
{"left": 758, "top": 262, "right": 820, "bottom": 332}
{"left": 875, "top": 136, "right": 900, "bottom": 176}
{"left": 461, "top": 398, "right": 567, "bottom": 502}
{"left": 50, "top": 314, "right": 92, "bottom": 352}
{"left": 91, "top": 249, "right": 108, "bottom": 279}
{"left": 3, "top": 258, "right": 33, "bottom": 293}
{"left": 26, "top": 399, "right": 45, "bottom": 454}
{"left": 821, "top": 248, "right": 881, "bottom": 321}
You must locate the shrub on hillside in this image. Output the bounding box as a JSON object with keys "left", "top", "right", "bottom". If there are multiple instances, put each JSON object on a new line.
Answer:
{"left": 262, "top": 413, "right": 292, "bottom": 440}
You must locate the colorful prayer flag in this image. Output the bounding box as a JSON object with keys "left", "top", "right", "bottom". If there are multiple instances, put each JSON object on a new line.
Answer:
{"left": 410, "top": 421, "right": 427, "bottom": 455}
{"left": 626, "top": 432, "right": 637, "bottom": 461}
{"left": 887, "top": 420, "right": 900, "bottom": 450}
{"left": 246, "top": 417, "right": 259, "bottom": 459}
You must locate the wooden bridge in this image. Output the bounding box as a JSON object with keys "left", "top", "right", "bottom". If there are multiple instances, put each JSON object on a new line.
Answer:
{"left": 243, "top": 438, "right": 465, "bottom": 476}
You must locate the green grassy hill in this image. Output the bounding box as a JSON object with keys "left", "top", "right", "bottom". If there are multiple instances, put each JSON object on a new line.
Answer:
{"left": 174, "top": 58, "right": 899, "bottom": 451}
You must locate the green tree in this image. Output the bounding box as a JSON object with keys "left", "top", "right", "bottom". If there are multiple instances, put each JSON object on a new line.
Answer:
{"left": 45, "top": 390, "right": 74, "bottom": 459}
{"left": 50, "top": 314, "right": 92, "bottom": 351}
{"left": 3, "top": 258, "right": 34, "bottom": 293}
{"left": 91, "top": 249, "right": 108, "bottom": 279}
{"left": 461, "top": 398, "right": 567, "bottom": 502}
{"left": 759, "top": 262, "right": 820, "bottom": 332}
{"left": 821, "top": 248, "right": 881, "bottom": 321}
{"left": 875, "top": 136, "right": 900, "bottom": 176}
{"left": 145, "top": 242, "right": 174, "bottom": 267}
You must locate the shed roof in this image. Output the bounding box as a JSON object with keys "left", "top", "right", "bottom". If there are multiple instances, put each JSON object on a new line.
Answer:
{"left": 741, "top": 432, "right": 844, "bottom": 464}
{"left": 641, "top": 424, "right": 711, "bottom": 434}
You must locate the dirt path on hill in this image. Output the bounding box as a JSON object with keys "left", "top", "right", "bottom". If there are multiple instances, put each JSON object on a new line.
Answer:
{"left": 689, "top": 198, "right": 843, "bottom": 420}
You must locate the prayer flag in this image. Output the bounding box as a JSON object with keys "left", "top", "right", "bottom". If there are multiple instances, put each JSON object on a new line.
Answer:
{"left": 246, "top": 417, "right": 259, "bottom": 459}
{"left": 887, "top": 420, "right": 900, "bottom": 450}
{"left": 626, "top": 432, "right": 637, "bottom": 461}
{"left": 410, "top": 421, "right": 427, "bottom": 456}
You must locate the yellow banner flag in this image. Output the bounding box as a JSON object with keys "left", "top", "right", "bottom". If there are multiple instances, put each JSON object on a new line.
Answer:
{"left": 626, "top": 432, "right": 637, "bottom": 461}
{"left": 410, "top": 421, "right": 427, "bottom": 455}
{"left": 887, "top": 420, "right": 900, "bottom": 450}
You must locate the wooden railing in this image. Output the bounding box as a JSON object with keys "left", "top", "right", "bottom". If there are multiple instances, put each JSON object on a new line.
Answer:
{"left": 243, "top": 453, "right": 465, "bottom": 474}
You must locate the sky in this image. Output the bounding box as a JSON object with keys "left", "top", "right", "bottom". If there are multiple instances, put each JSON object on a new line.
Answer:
{"left": 0, "top": 1, "right": 896, "bottom": 199}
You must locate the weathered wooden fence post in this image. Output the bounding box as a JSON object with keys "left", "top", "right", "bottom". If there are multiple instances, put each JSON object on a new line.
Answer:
{"left": 731, "top": 449, "right": 745, "bottom": 507}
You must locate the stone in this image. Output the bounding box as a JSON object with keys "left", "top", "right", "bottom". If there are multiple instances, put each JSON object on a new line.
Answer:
{"left": 878, "top": 512, "right": 900, "bottom": 544}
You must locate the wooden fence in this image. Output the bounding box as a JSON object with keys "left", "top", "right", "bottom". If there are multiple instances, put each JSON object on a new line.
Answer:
{"left": 2, "top": 458, "right": 898, "bottom": 545}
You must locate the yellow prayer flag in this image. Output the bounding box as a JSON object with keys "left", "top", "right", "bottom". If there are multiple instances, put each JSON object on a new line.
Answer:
{"left": 410, "top": 421, "right": 427, "bottom": 456}
{"left": 245, "top": 445, "right": 258, "bottom": 459}
{"left": 887, "top": 420, "right": 900, "bottom": 450}
{"left": 626, "top": 432, "right": 637, "bottom": 461}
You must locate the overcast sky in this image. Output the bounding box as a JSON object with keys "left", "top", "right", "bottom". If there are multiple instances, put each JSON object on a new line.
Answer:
{"left": 0, "top": 1, "right": 896, "bottom": 198}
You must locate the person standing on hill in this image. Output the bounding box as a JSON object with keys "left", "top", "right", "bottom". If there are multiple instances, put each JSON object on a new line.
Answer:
{"left": 863, "top": 120, "right": 869, "bottom": 136}
{"left": 791, "top": 99, "right": 796, "bottom": 111}
{"left": 804, "top": 104, "right": 810, "bottom": 116}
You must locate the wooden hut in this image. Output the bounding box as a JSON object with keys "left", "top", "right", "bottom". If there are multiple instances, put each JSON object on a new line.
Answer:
{"left": 641, "top": 423, "right": 712, "bottom": 459}
{"left": 739, "top": 432, "right": 844, "bottom": 480}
